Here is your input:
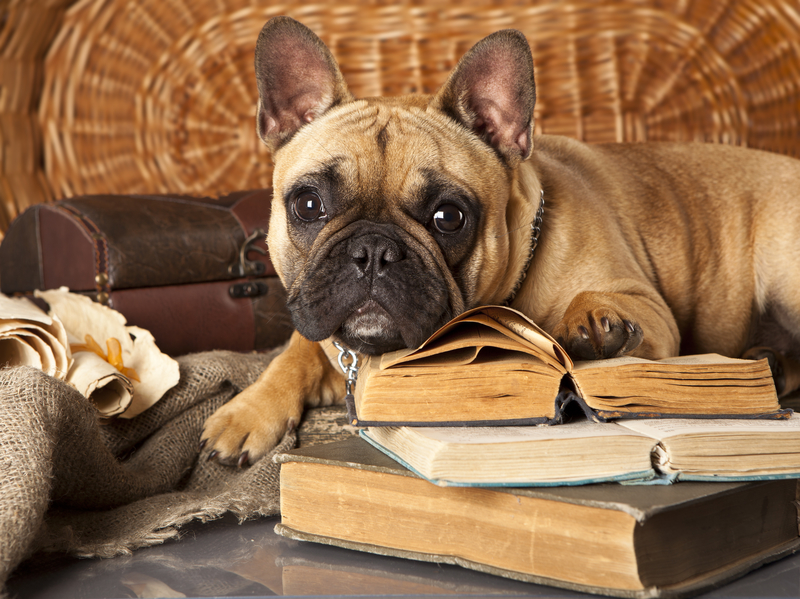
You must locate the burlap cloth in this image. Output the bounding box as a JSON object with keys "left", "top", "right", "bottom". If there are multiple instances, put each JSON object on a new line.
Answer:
{"left": 0, "top": 346, "right": 349, "bottom": 596}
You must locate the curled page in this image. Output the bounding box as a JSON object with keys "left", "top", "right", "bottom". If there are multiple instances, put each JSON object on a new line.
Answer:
{"left": 0, "top": 294, "right": 71, "bottom": 380}
{"left": 67, "top": 348, "right": 134, "bottom": 417}
{"left": 36, "top": 288, "right": 180, "bottom": 419}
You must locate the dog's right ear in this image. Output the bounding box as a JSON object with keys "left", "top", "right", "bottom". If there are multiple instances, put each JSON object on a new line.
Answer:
{"left": 254, "top": 16, "right": 353, "bottom": 152}
{"left": 430, "top": 30, "right": 536, "bottom": 167}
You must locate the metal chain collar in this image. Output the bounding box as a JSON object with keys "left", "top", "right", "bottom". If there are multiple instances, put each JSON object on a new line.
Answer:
{"left": 333, "top": 341, "right": 359, "bottom": 397}
{"left": 504, "top": 188, "right": 545, "bottom": 306}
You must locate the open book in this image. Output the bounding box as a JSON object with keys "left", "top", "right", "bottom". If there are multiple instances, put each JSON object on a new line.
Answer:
{"left": 347, "top": 306, "right": 786, "bottom": 426}
{"left": 361, "top": 414, "right": 800, "bottom": 486}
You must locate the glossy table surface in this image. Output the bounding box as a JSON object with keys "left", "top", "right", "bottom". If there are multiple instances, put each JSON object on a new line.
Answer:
{"left": 7, "top": 511, "right": 800, "bottom": 599}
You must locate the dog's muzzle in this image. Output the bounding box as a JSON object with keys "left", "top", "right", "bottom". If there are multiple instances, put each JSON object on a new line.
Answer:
{"left": 286, "top": 223, "right": 454, "bottom": 354}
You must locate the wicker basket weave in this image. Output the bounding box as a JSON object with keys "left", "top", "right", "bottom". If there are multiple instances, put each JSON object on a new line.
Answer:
{"left": 2, "top": 0, "right": 800, "bottom": 236}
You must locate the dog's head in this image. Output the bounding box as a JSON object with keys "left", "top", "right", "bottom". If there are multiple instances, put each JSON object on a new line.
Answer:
{"left": 256, "top": 16, "right": 538, "bottom": 354}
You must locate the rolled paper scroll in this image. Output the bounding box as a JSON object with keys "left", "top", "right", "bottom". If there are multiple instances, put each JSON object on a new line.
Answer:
{"left": 36, "top": 288, "right": 180, "bottom": 418}
{"left": 0, "top": 294, "right": 71, "bottom": 380}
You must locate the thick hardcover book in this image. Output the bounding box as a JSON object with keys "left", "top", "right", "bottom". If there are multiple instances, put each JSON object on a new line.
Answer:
{"left": 360, "top": 414, "right": 800, "bottom": 486}
{"left": 346, "top": 306, "right": 788, "bottom": 426}
{"left": 275, "top": 437, "right": 800, "bottom": 599}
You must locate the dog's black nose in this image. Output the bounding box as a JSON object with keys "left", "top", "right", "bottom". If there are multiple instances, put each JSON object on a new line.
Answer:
{"left": 348, "top": 234, "right": 404, "bottom": 277}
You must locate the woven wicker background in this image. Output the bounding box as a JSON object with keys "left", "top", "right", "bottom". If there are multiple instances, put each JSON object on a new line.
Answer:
{"left": 1, "top": 0, "right": 799, "bottom": 236}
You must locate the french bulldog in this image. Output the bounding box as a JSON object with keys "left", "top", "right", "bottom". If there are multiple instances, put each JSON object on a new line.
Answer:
{"left": 200, "top": 16, "right": 800, "bottom": 466}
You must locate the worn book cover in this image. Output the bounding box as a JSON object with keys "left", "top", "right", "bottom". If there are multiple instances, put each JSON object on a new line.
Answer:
{"left": 347, "top": 306, "right": 788, "bottom": 426}
{"left": 275, "top": 437, "right": 800, "bottom": 599}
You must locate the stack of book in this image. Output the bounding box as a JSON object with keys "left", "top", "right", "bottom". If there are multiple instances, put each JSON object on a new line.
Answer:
{"left": 276, "top": 306, "right": 800, "bottom": 598}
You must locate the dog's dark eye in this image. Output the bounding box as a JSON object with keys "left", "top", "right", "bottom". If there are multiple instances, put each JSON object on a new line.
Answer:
{"left": 432, "top": 204, "right": 464, "bottom": 234}
{"left": 293, "top": 191, "right": 326, "bottom": 222}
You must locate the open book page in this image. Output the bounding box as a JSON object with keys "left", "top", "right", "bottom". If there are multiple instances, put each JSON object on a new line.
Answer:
{"left": 380, "top": 325, "right": 498, "bottom": 368}
{"left": 479, "top": 306, "right": 573, "bottom": 369}
{"left": 381, "top": 306, "right": 567, "bottom": 372}
{"left": 364, "top": 421, "right": 656, "bottom": 485}
{"left": 571, "top": 353, "right": 765, "bottom": 372}
{"left": 618, "top": 415, "right": 800, "bottom": 477}
{"left": 383, "top": 420, "right": 648, "bottom": 445}
{"left": 617, "top": 413, "right": 800, "bottom": 440}
{"left": 569, "top": 353, "right": 780, "bottom": 416}
{"left": 381, "top": 323, "right": 563, "bottom": 371}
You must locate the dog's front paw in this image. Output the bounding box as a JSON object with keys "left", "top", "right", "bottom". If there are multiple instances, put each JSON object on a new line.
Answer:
{"left": 554, "top": 306, "right": 643, "bottom": 361}
{"left": 200, "top": 384, "right": 301, "bottom": 467}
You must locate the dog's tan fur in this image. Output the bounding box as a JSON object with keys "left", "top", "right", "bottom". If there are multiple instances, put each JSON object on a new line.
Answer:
{"left": 201, "top": 17, "right": 800, "bottom": 465}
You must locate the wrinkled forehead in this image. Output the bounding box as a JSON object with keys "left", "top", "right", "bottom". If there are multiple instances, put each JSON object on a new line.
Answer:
{"left": 272, "top": 100, "right": 504, "bottom": 204}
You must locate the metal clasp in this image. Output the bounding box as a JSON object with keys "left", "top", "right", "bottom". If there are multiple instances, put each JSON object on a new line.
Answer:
{"left": 228, "top": 228, "right": 268, "bottom": 277}
{"left": 229, "top": 281, "right": 269, "bottom": 298}
{"left": 333, "top": 341, "right": 359, "bottom": 397}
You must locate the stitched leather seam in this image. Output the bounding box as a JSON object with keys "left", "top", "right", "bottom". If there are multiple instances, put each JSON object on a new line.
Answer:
{"left": 54, "top": 204, "right": 110, "bottom": 296}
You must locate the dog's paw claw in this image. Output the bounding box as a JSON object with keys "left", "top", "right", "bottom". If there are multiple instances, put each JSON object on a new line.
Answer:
{"left": 619, "top": 320, "right": 643, "bottom": 354}
{"left": 200, "top": 395, "right": 299, "bottom": 467}
{"left": 556, "top": 310, "right": 643, "bottom": 360}
{"left": 600, "top": 317, "right": 611, "bottom": 332}
{"left": 237, "top": 451, "right": 250, "bottom": 469}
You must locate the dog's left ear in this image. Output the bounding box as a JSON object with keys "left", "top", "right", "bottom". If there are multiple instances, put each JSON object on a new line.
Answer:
{"left": 430, "top": 30, "right": 535, "bottom": 166}
{"left": 254, "top": 16, "right": 354, "bottom": 153}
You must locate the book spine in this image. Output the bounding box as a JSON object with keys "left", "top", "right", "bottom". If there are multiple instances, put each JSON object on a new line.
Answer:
{"left": 556, "top": 388, "right": 610, "bottom": 423}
